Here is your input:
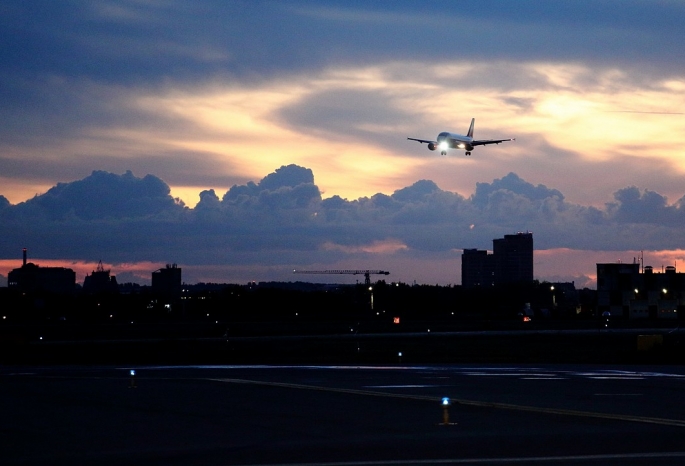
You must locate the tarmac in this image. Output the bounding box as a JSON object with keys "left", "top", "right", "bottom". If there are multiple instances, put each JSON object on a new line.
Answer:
{"left": 3, "top": 363, "right": 685, "bottom": 465}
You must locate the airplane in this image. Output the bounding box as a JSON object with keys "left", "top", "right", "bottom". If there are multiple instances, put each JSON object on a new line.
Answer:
{"left": 407, "top": 118, "right": 514, "bottom": 156}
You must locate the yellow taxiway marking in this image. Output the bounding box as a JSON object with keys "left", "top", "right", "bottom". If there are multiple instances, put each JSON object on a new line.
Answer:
{"left": 211, "top": 377, "right": 685, "bottom": 428}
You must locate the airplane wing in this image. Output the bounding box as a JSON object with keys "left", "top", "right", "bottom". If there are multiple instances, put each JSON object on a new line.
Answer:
{"left": 407, "top": 137, "right": 437, "bottom": 144}
{"left": 472, "top": 138, "right": 515, "bottom": 146}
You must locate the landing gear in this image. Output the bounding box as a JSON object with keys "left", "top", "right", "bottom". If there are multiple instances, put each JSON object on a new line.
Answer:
{"left": 441, "top": 151, "right": 447, "bottom": 156}
{"left": 465, "top": 151, "right": 471, "bottom": 156}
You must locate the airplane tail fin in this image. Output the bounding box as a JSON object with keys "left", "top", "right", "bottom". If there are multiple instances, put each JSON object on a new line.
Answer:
{"left": 467, "top": 118, "right": 475, "bottom": 138}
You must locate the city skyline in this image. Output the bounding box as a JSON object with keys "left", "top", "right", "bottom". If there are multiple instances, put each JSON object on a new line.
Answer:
{"left": 1, "top": 1, "right": 684, "bottom": 286}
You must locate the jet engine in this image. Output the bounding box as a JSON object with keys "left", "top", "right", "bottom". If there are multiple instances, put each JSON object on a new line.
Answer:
{"left": 427, "top": 142, "right": 437, "bottom": 151}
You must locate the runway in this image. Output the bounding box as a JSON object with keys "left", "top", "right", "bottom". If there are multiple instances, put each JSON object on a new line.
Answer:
{"left": 3, "top": 364, "right": 685, "bottom": 465}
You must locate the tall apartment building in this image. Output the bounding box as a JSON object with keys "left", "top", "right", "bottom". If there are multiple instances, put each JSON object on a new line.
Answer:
{"left": 462, "top": 232, "right": 534, "bottom": 287}
{"left": 461, "top": 249, "right": 494, "bottom": 288}
{"left": 493, "top": 232, "right": 534, "bottom": 286}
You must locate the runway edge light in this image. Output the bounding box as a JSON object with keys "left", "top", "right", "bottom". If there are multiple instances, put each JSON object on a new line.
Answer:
{"left": 440, "top": 397, "right": 456, "bottom": 426}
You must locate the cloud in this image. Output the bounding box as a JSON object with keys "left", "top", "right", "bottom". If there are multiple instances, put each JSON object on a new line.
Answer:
{"left": 12, "top": 170, "right": 184, "bottom": 221}
{"left": 471, "top": 173, "right": 564, "bottom": 208}
{"left": 4, "top": 1, "right": 683, "bottom": 88}
{"left": 257, "top": 164, "right": 315, "bottom": 191}
{"left": 2, "top": 164, "right": 685, "bottom": 267}
{"left": 608, "top": 187, "right": 680, "bottom": 226}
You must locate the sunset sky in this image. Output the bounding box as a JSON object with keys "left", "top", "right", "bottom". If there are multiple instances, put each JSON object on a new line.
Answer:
{"left": 2, "top": 1, "right": 685, "bottom": 287}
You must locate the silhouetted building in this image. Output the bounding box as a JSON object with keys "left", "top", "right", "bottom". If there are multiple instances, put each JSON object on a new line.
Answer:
{"left": 597, "top": 261, "right": 684, "bottom": 319}
{"left": 461, "top": 249, "right": 494, "bottom": 288}
{"left": 7, "top": 248, "right": 75, "bottom": 294}
{"left": 152, "top": 264, "right": 182, "bottom": 300}
{"left": 83, "top": 260, "right": 118, "bottom": 294}
{"left": 493, "top": 232, "right": 534, "bottom": 285}
{"left": 462, "top": 232, "right": 534, "bottom": 287}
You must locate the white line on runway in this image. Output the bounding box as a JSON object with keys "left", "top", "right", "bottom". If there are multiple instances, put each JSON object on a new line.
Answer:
{"left": 521, "top": 376, "right": 568, "bottom": 380}
{"left": 364, "top": 385, "right": 439, "bottom": 388}
{"left": 588, "top": 376, "right": 644, "bottom": 380}
{"left": 230, "top": 451, "right": 685, "bottom": 465}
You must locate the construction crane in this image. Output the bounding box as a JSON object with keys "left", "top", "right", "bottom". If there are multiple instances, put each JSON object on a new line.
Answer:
{"left": 293, "top": 270, "right": 390, "bottom": 286}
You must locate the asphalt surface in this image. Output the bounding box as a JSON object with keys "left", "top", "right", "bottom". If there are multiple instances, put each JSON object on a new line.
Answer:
{"left": 3, "top": 364, "right": 685, "bottom": 465}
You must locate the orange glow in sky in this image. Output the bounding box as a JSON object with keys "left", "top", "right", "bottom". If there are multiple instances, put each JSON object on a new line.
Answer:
{"left": 2, "top": 61, "right": 684, "bottom": 210}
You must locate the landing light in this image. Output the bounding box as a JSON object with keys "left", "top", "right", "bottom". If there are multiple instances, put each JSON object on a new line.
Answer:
{"left": 457, "top": 143, "right": 465, "bottom": 149}
{"left": 442, "top": 397, "right": 451, "bottom": 406}
{"left": 438, "top": 141, "right": 448, "bottom": 151}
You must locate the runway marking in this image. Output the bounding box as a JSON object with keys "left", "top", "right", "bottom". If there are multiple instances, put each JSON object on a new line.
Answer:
{"left": 588, "top": 376, "right": 644, "bottom": 380}
{"left": 228, "top": 451, "right": 685, "bottom": 465}
{"left": 364, "top": 385, "right": 438, "bottom": 388}
{"left": 210, "top": 378, "right": 437, "bottom": 402}
{"left": 521, "top": 375, "right": 568, "bottom": 380}
{"left": 211, "top": 378, "right": 685, "bottom": 428}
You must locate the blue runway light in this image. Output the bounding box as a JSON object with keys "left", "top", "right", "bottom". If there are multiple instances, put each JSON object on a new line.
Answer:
{"left": 129, "top": 369, "right": 137, "bottom": 388}
{"left": 442, "top": 397, "right": 451, "bottom": 406}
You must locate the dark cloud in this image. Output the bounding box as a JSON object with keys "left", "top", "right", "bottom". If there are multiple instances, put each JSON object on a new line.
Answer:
{"left": 258, "top": 164, "right": 315, "bottom": 191}
{"left": 196, "top": 189, "right": 221, "bottom": 210}
{"left": 3, "top": 165, "right": 685, "bottom": 268}
{"left": 392, "top": 180, "right": 441, "bottom": 202}
{"left": 608, "top": 187, "right": 683, "bottom": 226}
{"left": 222, "top": 165, "right": 321, "bottom": 212}
{"left": 10, "top": 170, "right": 184, "bottom": 221}
{"left": 4, "top": 160, "right": 685, "bottom": 287}
{"left": 2, "top": 1, "right": 682, "bottom": 97}
{"left": 471, "top": 173, "right": 564, "bottom": 208}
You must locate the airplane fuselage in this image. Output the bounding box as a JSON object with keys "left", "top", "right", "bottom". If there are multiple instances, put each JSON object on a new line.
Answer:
{"left": 437, "top": 132, "right": 474, "bottom": 152}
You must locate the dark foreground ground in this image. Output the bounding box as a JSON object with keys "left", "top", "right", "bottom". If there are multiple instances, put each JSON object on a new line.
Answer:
{"left": 2, "top": 364, "right": 685, "bottom": 465}
{"left": 3, "top": 323, "right": 685, "bottom": 365}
